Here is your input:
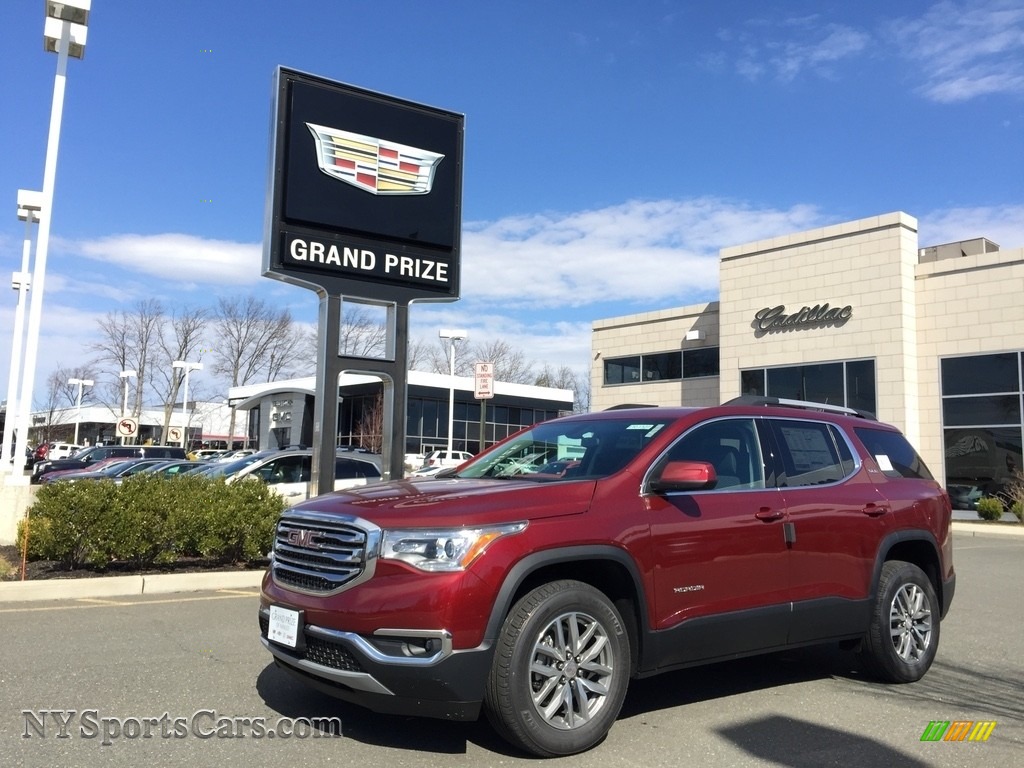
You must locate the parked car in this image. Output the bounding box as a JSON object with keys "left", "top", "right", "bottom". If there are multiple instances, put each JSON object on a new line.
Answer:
{"left": 201, "top": 448, "right": 383, "bottom": 505}
{"left": 136, "top": 460, "right": 209, "bottom": 478}
{"left": 419, "top": 449, "right": 472, "bottom": 469}
{"left": 31, "top": 444, "right": 187, "bottom": 484}
{"left": 52, "top": 458, "right": 170, "bottom": 484}
{"left": 47, "top": 442, "right": 83, "bottom": 460}
{"left": 259, "top": 397, "right": 955, "bottom": 757}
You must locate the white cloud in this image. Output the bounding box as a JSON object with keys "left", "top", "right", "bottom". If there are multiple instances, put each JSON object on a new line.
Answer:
{"left": 61, "top": 233, "right": 263, "bottom": 285}
{"left": 463, "top": 198, "right": 823, "bottom": 309}
{"left": 889, "top": 0, "right": 1024, "bottom": 102}
{"left": 918, "top": 204, "right": 1024, "bottom": 248}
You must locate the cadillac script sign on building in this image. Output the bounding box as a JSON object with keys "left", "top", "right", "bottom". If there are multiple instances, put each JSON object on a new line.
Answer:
{"left": 263, "top": 68, "right": 464, "bottom": 303}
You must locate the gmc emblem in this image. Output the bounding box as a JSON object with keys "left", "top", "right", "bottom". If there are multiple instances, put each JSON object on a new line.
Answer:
{"left": 287, "top": 529, "right": 317, "bottom": 548}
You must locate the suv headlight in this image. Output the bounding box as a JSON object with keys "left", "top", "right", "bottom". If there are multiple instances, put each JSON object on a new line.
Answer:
{"left": 381, "top": 522, "right": 527, "bottom": 572}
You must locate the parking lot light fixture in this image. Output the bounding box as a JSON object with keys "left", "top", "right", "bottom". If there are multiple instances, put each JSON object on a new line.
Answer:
{"left": 68, "top": 377, "right": 93, "bottom": 445}
{"left": 11, "top": 1, "right": 90, "bottom": 482}
{"left": 438, "top": 329, "right": 468, "bottom": 456}
{"left": 172, "top": 361, "right": 203, "bottom": 448}
{"left": 1, "top": 191, "right": 43, "bottom": 474}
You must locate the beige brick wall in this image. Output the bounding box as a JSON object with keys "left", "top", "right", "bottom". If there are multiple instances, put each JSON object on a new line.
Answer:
{"left": 589, "top": 211, "right": 1024, "bottom": 488}
{"left": 591, "top": 303, "right": 719, "bottom": 410}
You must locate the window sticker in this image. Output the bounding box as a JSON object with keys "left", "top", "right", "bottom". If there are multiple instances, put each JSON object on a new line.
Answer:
{"left": 875, "top": 454, "right": 894, "bottom": 472}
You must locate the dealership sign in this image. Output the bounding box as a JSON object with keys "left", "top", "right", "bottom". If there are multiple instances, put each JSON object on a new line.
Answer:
{"left": 263, "top": 68, "right": 464, "bottom": 303}
{"left": 754, "top": 302, "right": 853, "bottom": 333}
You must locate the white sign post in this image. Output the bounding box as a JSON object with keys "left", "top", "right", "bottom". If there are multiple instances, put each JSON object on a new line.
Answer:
{"left": 474, "top": 362, "right": 494, "bottom": 454}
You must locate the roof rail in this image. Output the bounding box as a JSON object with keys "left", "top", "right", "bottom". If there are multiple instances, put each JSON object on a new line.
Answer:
{"left": 722, "top": 395, "right": 876, "bottom": 420}
{"left": 605, "top": 403, "right": 659, "bottom": 410}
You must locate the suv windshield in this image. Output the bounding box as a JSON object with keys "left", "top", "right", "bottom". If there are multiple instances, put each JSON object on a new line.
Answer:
{"left": 458, "top": 417, "right": 671, "bottom": 480}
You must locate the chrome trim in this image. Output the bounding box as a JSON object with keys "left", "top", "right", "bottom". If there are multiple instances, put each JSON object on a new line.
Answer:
{"left": 271, "top": 510, "right": 382, "bottom": 596}
{"left": 261, "top": 637, "right": 394, "bottom": 696}
{"left": 259, "top": 607, "right": 454, "bottom": 667}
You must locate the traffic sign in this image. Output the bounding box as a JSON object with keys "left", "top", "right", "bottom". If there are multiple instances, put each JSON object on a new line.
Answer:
{"left": 115, "top": 417, "right": 139, "bottom": 438}
{"left": 474, "top": 362, "right": 494, "bottom": 399}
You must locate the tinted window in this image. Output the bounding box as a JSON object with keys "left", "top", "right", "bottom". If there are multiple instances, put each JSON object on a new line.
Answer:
{"left": 604, "top": 356, "right": 641, "bottom": 385}
{"left": 642, "top": 352, "right": 682, "bottom": 382}
{"left": 255, "top": 455, "right": 309, "bottom": 484}
{"left": 941, "top": 353, "right": 1019, "bottom": 396}
{"left": 660, "top": 418, "right": 765, "bottom": 490}
{"left": 335, "top": 459, "right": 381, "bottom": 479}
{"left": 854, "top": 427, "right": 934, "bottom": 481}
{"left": 683, "top": 347, "right": 720, "bottom": 378}
{"left": 771, "top": 420, "right": 850, "bottom": 487}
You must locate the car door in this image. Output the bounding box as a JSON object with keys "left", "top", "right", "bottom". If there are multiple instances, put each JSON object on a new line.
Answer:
{"left": 252, "top": 454, "right": 310, "bottom": 504}
{"left": 767, "top": 417, "right": 891, "bottom": 643}
{"left": 645, "top": 417, "right": 791, "bottom": 665}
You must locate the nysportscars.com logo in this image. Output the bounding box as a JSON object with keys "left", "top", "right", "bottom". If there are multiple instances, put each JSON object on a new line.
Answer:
{"left": 920, "top": 720, "right": 997, "bottom": 742}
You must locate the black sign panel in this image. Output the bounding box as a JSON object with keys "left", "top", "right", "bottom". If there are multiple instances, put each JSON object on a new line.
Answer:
{"left": 264, "top": 68, "right": 464, "bottom": 303}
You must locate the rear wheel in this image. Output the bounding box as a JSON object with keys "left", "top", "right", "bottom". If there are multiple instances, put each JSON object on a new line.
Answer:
{"left": 484, "top": 580, "right": 630, "bottom": 757}
{"left": 861, "top": 560, "right": 940, "bottom": 682}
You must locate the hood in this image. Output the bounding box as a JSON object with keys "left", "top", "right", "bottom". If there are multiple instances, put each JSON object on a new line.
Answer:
{"left": 289, "top": 476, "right": 596, "bottom": 528}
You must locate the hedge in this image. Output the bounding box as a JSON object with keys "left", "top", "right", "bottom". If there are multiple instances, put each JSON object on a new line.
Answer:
{"left": 19, "top": 474, "right": 286, "bottom": 570}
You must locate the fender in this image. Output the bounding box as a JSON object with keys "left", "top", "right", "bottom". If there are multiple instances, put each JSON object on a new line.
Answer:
{"left": 483, "top": 544, "right": 650, "bottom": 651}
{"left": 868, "top": 529, "right": 952, "bottom": 616}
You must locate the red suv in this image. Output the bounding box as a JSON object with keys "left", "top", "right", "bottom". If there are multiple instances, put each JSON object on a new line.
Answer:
{"left": 259, "top": 398, "right": 955, "bottom": 756}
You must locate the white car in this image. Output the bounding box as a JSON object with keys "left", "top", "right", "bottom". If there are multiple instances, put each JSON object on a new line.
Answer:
{"left": 48, "top": 442, "right": 83, "bottom": 460}
{"left": 202, "top": 449, "right": 383, "bottom": 506}
{"left": 420, "top": 449, "right": 473, "bottom": 470}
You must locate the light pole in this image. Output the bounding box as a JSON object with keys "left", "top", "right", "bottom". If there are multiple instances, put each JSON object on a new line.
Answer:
{"left": 438, "top": 328, "right": 468, "bottom": 456}
{"left": 11, "top": 1, "right": 91, "bottom": 481}
{"left": 1, "top": 190, "right": 42, "bottom": 474}
{"left": 119, "top": 370, "right": 136, "bottom": 444}
{"left": 172, "top": 361, "right": 202, "bottom": 449}
{"left": 68, "top": 377, "right": 93, "bottom": 445}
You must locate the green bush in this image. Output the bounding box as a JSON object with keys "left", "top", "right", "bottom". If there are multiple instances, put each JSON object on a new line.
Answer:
{"left": 23, "top": 475, "right": 286, "bottom": 570}
{"left": 1011, "top": 501, "right": 1024, "bottom": 523}
{"left": 975, "top": 496, "right": 1005, "bottom": 522}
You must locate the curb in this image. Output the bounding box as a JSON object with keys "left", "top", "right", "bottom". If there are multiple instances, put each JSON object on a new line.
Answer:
{"left": 1, "top": 521, "right": 1020, "bottom": 604}
{"left": 0, "top": 570, "right": 265, "bottom": 604}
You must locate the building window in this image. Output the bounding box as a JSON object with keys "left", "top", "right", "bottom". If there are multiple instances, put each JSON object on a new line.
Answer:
{"left": 683, "top": 347, "right": 720, "bottom": 379}
{"left": 642, "top": 352, "right": 682, "bottom": 381}
{"left": 604, "top": 356, "right": 641, "bottom": 384}
{"left": 941, "top": 352, "right": 1024, "bottom": 505}
{"left": 740, "top": 360, "right": 876, "bottom": 413}
{"left": 605, "top": 348, "right": 719, "bottom": 386}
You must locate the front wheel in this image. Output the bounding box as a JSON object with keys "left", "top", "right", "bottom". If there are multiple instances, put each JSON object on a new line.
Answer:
{"left": 484, "top": 580, "right": 630, "bottom": 757}
{"left": 860, "top": 560, "right": 940, "bottom": 683}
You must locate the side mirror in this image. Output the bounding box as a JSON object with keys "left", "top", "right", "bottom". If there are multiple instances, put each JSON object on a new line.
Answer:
{"left": 649, "top": 460, "right": 718, "bottom": 493}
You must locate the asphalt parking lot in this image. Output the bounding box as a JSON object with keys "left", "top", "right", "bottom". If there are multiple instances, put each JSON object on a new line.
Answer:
{"left": 0, "top": 530, "right": 1021, "bottom": 767}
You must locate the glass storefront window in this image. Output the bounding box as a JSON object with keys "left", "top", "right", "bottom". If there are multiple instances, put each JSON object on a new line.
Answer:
{"left": 604, "top": 356, "right": 641, "bottom": 385}
{"left": 941, "top": 353, "right": 1020, "bottom": 396}
{"left": 745, "top": 360, "right": 875, "bottom": 413}
{"left": 683, "top": 347, "right": 720, "bottom": 378}
{"left": 642, "top": 352, "right": 682, "bottom": 381}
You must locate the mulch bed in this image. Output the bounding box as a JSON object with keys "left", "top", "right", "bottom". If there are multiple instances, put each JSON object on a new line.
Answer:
{"left": 0, "top": 544, "right": 266, "bottom": 581}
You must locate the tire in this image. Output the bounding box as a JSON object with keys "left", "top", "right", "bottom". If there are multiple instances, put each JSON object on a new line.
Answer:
{"left": 861, "top": 560, "right": 940, "bottom": 683}
{"left": 484, "top": 580, "right": 630, "bottom": 757}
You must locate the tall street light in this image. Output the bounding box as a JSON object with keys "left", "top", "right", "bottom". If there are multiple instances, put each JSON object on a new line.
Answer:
{"left": 11, "top": 1, "right": 91, "bottom": 482}
{"left": 1, "top": 190, "right": 42, "bottom": 474}
{"left": 438, "top": 328, "right": 467, "bottom": 456}
{"left": 172, "top": 361, "right": 202, "bottom": 449}
{"left": 119, "top": 369, "right": 136, "bottom": 444}
{"left": 68, "top": 377, "right": 93, "bottom": 445}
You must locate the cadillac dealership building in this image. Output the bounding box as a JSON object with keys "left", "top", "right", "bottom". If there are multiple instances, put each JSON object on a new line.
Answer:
{"left": 592, "top": 211, "right": 1024, "bottom": 501}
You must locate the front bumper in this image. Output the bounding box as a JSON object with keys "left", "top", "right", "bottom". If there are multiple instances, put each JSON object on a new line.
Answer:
{"left": 258, "top": 606, "right": 493, "bottom": 721}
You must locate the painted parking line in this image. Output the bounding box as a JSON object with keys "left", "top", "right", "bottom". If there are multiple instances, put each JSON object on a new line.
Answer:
{"left": 0, "top": 589, "right": 260, "bottom": 614}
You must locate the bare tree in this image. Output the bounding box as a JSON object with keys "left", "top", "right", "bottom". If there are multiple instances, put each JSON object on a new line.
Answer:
{"left": 90, "top": 299, "right": 164, "bottom": 418}
{"left": 39, "top": 364, "right": 97, "bottom": 445}
{"left": 355, "top": 394, "right": 384, "bottom": 453}
{"left": 535, "top": 364, "right": 589, "bottom": 413}
{"left": 420, "top": 336, "right": 474, "bottom": 376}
{"left": 211, "top": 296, "right": 298, "bottom": 443}
{"left": 303, "top": 304, "right": 389, "bottom": 363}
{"left": 471, "top": 339, "right": 534, "bottom": 384}
{"left": 152, "top": 306, "right": 209, "bottom": 443}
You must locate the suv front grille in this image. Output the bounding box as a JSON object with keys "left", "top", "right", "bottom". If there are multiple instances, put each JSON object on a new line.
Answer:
{"left": 272, "top": 512, "right": 372, "bottom": 595}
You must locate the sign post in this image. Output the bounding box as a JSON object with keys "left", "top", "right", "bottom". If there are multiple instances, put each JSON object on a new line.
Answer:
{"left": 264, "top": 68, "right": 464, "bottom": 490}
{"left": 474, "top": 362, "right": 494, "bottom": 455}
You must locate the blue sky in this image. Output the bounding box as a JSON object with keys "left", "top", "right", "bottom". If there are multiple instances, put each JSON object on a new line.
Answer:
{"left": 1, "top": 0, "right": 1022, "bottom": 404}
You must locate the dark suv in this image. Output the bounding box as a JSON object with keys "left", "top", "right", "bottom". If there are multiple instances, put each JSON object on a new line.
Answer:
{"left": 31, "top": 444, "right": 187, "bottom": 483}
{"left": 258, "top": 399, "right": 954, "bottom": 756}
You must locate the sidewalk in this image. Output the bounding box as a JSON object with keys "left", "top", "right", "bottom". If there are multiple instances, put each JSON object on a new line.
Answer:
{"left": 1, "top": 520, "right": 1020, "bottom": 604}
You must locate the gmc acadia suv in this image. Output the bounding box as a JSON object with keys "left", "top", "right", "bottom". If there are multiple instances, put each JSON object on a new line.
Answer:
{"left": 259, "top": 398, "right": 955, "bottom": 756}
